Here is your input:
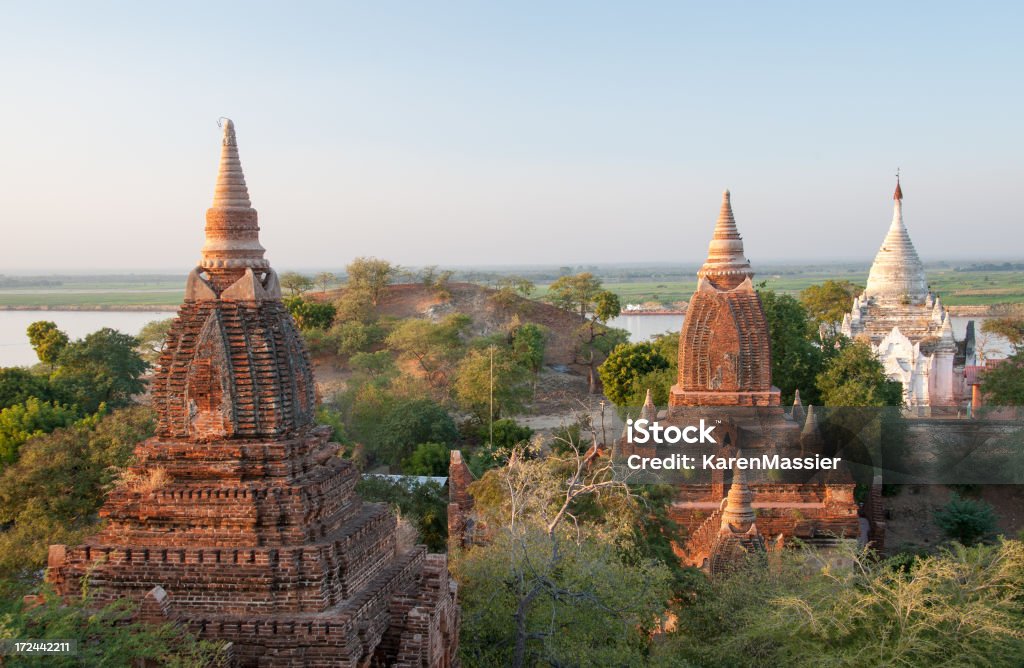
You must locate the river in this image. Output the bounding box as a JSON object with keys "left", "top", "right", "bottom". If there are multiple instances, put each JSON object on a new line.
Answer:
{"left": 0, "top": 311, "right": 172, "bottom": 367}
{"left": 607, "top": 313, "right": 1012, "bottom": 359}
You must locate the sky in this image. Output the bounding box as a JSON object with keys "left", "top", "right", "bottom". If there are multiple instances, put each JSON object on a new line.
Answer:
{"left": 0, "top": 1, "right": 1021, "bottom": 273}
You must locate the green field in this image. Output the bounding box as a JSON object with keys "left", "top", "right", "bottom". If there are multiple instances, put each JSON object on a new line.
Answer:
{"left": 536, "top": 269, "right": 1024, "bottom": 308}
{"left": 1, "top": 268, "right": 1021, "bottom": 310}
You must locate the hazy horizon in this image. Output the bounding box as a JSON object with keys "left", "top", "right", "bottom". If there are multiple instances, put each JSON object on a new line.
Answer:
{"left": 2, "top": 2, "right": 1022, "bottom": 272}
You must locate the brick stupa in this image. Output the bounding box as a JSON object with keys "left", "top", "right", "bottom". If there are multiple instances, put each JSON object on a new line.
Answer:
{"left": 48, "top": 120, "right": 460, "bottom": 667}
{"left": 620, "top": 191, "right": 861, "bottom": 571}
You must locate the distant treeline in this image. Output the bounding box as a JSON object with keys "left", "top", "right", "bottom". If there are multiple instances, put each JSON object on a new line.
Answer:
{"left": 955, "top": 262, "right": 1024, "bottom": 272}
{"left": 0, "top": 276, "right": 62, "bottom": 288}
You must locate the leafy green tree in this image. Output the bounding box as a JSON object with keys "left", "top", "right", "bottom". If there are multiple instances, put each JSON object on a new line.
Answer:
{"left": 356, "top": 477, "right": 448, "bottom": 551}
{"left": 0, "top": 367, "right": 52, "bottom": 410}
{"left": 349, "top": 351, "right": 398, "bottom": 383}
{"left": 26, "top": 320, "right": 69, "bottom": 367}
{"left": 455, "top": 442, "right": 672, "bottom": 667}
{"left": 0, "top": 586, "right": 228, "bottom": 666}
{"left": 279, "top": 271, "right": 314, "bottom": 296}
{"left": 135, "top": 318, "right": 173, "bottom": 364}
{"left": 365, "top": 397, "right": 458, "bottom": 468}
{"left": 314, "top": 271, "right": 337, "bottom": 292}
{"left": 934, "top": 494, "right": 999, "bottom": 545}
{"left": 800, "top": 279, "right": 862, "bottom": 335}
{"left": 546, "top": 272, "right": 604, "bottom": 321}
{"left": 386, "top": 314, "right": 470, "bottom": 395}
{"left": 598, "top": 342, "right": 670, "bottom": 406}
{"left": 980, "top": 317, "right": 1024, "bottom": 406}
{"left": 315, "top": 404, "right": 348, "bottom": 444}
{"left": 660, "top": 540, "right": 1024, "bottom": 667}
{"left": 650, "top": 331, "right": 680, "bottom": 371}
{"left": 759, "top": 288, "right": 827, "bottom": 405}
{"left": 981, "top": 354, "right": 1024, "bottom": 406}
{"left": 284, "top": 296, "right": 337, "bottom": 330}
{"left": 0, "top": 407, "right": 155, "bottom": 577}
{"left": 817, "top": 339, "right": 903, "bottom": 407}
{"left": 334, "top": 286, "right": 377, "bottom": 323}
{"left": 50, "top": 328, "right": 148, "bottom": 413}
{"left": 0, "top": 398, "right": 79, "bottom": 465}
{"left": 402, "top": 442, "right": 450, "bottom": 476}
{"left": 593, "top": 289, "right": 621, "bottom": 323}
{"left": 491, "top": 275, "right": 536, "bottom": 306}
{"left": 332, "top": 320, "right": 378, "bottom": 357}
{"left": 510, "top": 322, "right": 547, "bottom": 375}
{"left": 469, "top": 418, "right": 535, "bottom": 473}
{"left": 981, "top": 317, "right": 1024, "bottom": 352}
{"left": 454, "top": 347, "right": 532, "bottom": 421}
{"left": 346, "top": 257, "right": 397, "bottom": 305}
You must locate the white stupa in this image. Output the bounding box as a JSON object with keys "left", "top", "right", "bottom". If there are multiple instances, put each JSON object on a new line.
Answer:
{"left": 841, "top": 178, "right": 971, "bottom": 413}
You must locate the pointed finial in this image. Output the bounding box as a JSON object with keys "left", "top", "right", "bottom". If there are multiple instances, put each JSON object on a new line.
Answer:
{"left": 212, "top": 117, "right": 252, "bottom": 210}
{"left": 893, "top": 168, "right": 903, "bottom": 201}
{"left": 802, "top": 404, "right": 820, "bottom": 437}
{"left": 199, "top": 118, "right": 269, "bottom": 279}
{"left": 791, "top": 390, "right": 805, "bottom": 424}
{"left": 720, "top": 452, "right": 756, "bottom": 533}
{"left": 697, "top": 189, "right": 754, "bottom": 288}
{"left": 639, "top": 389, "right": 658, "bottom": 422}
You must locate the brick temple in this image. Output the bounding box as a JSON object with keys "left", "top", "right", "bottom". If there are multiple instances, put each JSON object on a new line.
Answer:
{"left": 620, "top": 191, "right": 863, "bottom": 572}
{"left": 47, "top": 120, "right": 460, "bottom": 666}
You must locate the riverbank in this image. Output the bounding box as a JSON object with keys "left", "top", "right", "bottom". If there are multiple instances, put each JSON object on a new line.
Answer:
{"left": 0, "top": 304, "right": 178, "bottom": 312}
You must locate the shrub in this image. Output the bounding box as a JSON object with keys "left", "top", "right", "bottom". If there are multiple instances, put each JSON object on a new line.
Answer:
{"left": 934, "top": 493, "right": 999, "bottom": 545}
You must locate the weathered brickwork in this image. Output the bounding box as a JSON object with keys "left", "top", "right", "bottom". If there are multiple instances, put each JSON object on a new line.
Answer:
{"left": 47, "top": 120, "right": 460, "bottom": 666}
{"left": 627, "top": 192, "right": 860, "bottom": 571}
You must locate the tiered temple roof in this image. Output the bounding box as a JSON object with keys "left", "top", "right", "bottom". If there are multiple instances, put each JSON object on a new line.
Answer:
{"left": 48, "top": 121, "right": 460, "bottom": 667}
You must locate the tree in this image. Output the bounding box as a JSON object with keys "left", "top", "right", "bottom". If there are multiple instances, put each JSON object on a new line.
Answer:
{"left": 50, "top": 328, "right": 148, "bottom": 414}
{"left": 346, "top": 257, "right": 397, "bottom": 305}
{"left": 800, "top": 279, "right": 862, "bottom": 335}
{"left": 135, "top": 318, "right": 173, "bottom": 365}
{"left": 314, "top": 271, "right": 337, "bottom": 293}
{"left": 510, "top": 322, "right": 546, "bottom": 375}
{"left": 0, "top": 586, "right": 229, "bottom": 667}
{"left": 284, "top": 296, "right": 337, "bottom": 330}
{"left": 349, "top": 351, "right": 398, "bottom": 383}
{"left": 386, "top": 314, "right": 470, "bottom": 395}
{"left": 816, "top": 339, "right": 903, "bottom": 407}
{"left": 981, "top": 317, "right": 1024, "bottom": 352}
{"left": 454, "top": 347, "right": 532, "bottom": 422}
{"left": 598, "top": 342, "right": 670, "bottom": 406}
{"left": 26, "top": 321, "right": 69, "bottom": 367}
{"left": 356, "top": 477, "right": 448, "bottom": 551}
{"left": 981, "top": 354, "right": 1024, "bottom": 406}
{"left": 0, "top": 367, "right": 52, "bottom": 410}
{"left": 546, "top": 272, "right": 604, "bottom": 321}
{"left": 365, "top": 397, "right": 458, "bottom": 468}
{"left": 402, "top": 442, "right": 450, "bottom": 476}
{"left": 0, "top": 398, "right": 79, "bottom": 465}
{"left": 454, "top": 438, "right": 672, "bottom": 667}
{"left": 0, "top": 407, "right": 155, "bottom": 577}
{"left": 934, "top": 494, "right": 999, "bottom": 546}
{"left": 660, "top": 540, "right": 1024, "bottom": 667}
{"left": 759, "top": 288, "right": 827, "bottom": 405}
{"left": 279, "top": 271, "right": 313, "bottom": 296}
{"left": 980, "top": 318, "right": 1024, "bottom": 406}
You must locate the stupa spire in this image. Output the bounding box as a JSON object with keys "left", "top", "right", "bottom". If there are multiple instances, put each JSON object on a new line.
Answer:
{"left": 199, "top": 119, "right": 269, "bottom": 286}
{"left": 863, "top": 176, "right": 928, "bottom": 304}
{"left": 720, "top": 456, "right": 757, "bottom": 533}
{"left": 697, "top": 190, "right": 754, "bottom": 289}
{"left": 640, "top": 388, "right": 658, "bottom": 421}
{"left": 212, "top": 118, "right": 252, "bottom": 209}
{"left": 791, "top": 390, "right": 806, "bottom": 424}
